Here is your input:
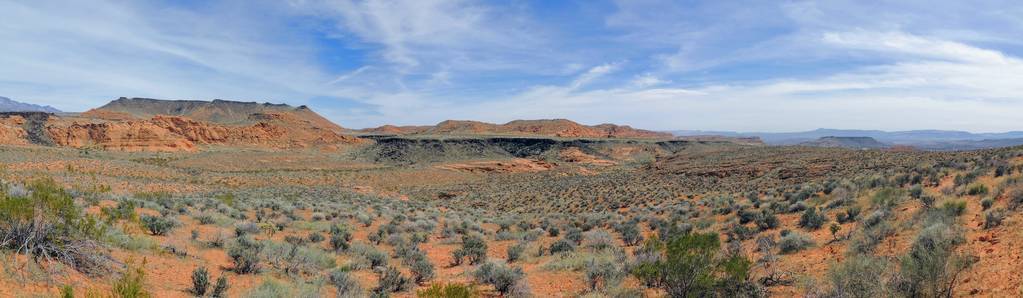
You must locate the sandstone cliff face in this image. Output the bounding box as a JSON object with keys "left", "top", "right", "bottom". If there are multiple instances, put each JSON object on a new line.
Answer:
{"left": 15, "top": 98, "right": 364, "bottom": 152}
{"left": 0, "top": 116, "right": 29, "bottom": 145}
{"left": 47, "top": 121, "right": 197, "bottom": 152}
{"left": 42, "top": 114, "right": 362, "bottom": 152}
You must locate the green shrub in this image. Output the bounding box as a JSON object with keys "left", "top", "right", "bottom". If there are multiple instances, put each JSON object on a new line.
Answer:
{"left": 329, "top": 224, "right": 352, "bottom": 251}
{"left": 140, "top": 215, "right": 176, "bottom": 236}
{"left": 753, "top": 210, "right": 779, "bottom": 231}
{"left": 474, "top": 261, "right": 525, "bottom": 295}
{"left": 375, "top": 266, "right": 412, "bottom": 294}
{"left": 549, "top": 238, "right": 576, "bottom": 254}
{"left": 211, "top": 275, "right": 229, "bottom": 298}
{"left": 417, "top": 283, "right": 480, "bottom": 298}
{"left": 895, "top": 223, "right": 976, "bottom": 297}
{"left": 1009, "top": 188, "right": 1023, "bottom": 210}
{"left": 228, "top": 236, "right": 263, "bottom": 274}
{"left": 966, "top": 183, "right": 988, "bottom": 196}
{"left": 409, "top": 256, "right": 435, "bottom": 284}
{"left": 507, "top": 241, "right": 526, "bottom": 263}
{"left": 191, "top": 266, "right": 210, "bottom": 296}
{"left": 980, "top": 198, "right": 994, "bottom": 211}
{"left": 940, "top": 200, "right": 967, "bottom": 217}
{"left": 261, "top": 241, "right": 336, "bottom": 275}
{"left": 328, "top": 269, "right": 363, "bottom": 297}
{"left": 583, "top": 230, "right": 616, "bottom": 250}
{"left": 630, "top": 233, "right": 758, "bottom": 297}
{"left": 799, "top": 207, "right": 828, "bottom": 230}
{"left": 585, "top": 258, "right": 626, "bottom": 292}
{"left": 112, "top": 259, "right": 149, "bottom": 298}
{"left": 779, "top": 232, "right": 815, "bottom": 254}
{"left": 0, "top": 178, "right": 110, "bottom": 274}
{"left": 983, "top": 209, "right": 1005, "bottom": 229}
{"left": 452, "top": 234, "right": 487, "bottom": 266}
{"left": 823, "top": 255, "right": 889, "bottom": 297}
{"left": 246, "top": 279, "right": 291, "bottom": 297}
{"left": 307, "top": 232, "right": 325, "bottom": 243}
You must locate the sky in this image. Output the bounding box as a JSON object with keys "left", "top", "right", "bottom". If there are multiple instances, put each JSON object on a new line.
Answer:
{"left": 2, "top": 0, "right": 1023, "bottom": 132}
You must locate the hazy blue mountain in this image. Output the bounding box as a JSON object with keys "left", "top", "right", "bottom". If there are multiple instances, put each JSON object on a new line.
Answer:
{"left": 0, "top": 96, "right": 61, "bottom": 113}
{"left": 672, "top": 128, "right": 1023, "bottom": 151}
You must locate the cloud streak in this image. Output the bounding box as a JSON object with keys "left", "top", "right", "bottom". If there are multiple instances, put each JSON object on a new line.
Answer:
{"left": 2, "top": 0, "right": 1023, "bottom": 132}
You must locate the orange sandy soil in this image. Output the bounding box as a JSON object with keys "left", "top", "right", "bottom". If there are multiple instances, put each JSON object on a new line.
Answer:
{"left": 1, "top": 203, "right": 602, "bottom": 297}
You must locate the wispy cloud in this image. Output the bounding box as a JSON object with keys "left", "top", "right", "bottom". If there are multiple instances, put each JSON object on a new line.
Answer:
{"left": 3, "top": 0, "right": 1023, "bottom": 132}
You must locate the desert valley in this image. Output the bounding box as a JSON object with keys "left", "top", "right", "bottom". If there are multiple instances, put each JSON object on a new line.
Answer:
{"left": 0, "top": 97, "right": 1021, "bottom": 297}
{"left": 4, "top": 1, "right": 1023, "bottom": 297}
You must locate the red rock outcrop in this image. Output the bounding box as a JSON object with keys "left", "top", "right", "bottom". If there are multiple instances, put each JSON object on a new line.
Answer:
{"left": 47, "top": 121, "right": 197, "bottom": 152}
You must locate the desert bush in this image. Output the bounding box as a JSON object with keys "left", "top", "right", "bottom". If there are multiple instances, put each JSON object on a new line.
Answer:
{"left": 328, "top": 269, "right": 363, "bottom": 297}
{"left": 983, "top": 209, "right": 1006, "bottom": 229}
{"left": 111, "top": 259, "right": 150, "bottom": 298}
{"left": 754, "top": 210, "right": 779, "bottom": 230}
{"left": 140, "top": 214, "right": 177, "bottom": 236}
{"left": 585, "top": 258, "right": 627, "bottom": 292}
{"left": 583, "top": 230, "right": 616, "bottom": 250}
{"left": 779, "top": 232, "right": 815, "bottom": 254}
{"left": 0, "top": 178, "right": 110, "bottom": 274}
{"left": 547, "top": 226, "right": 560, "bottom": 237}
{"left": 619, "top": 223, "right": 643, "bottom": 246}
{"left": 940, "top": 200, "right": 967, "bottom": 217}
{"left": 409, "top": 256, "right": 435, "bottom": 284}
{"left": 909, "top": 184, "right": 923, "bottom": 199}
{"left": 209, "top": 276, "right": 230, "bottom": 296}
{"left": 966, "top": 183, "right": 989, "bottom": 196}
{"left": 452, "top": 234, "right": 487, "bottom": 266}
{"left": 375, "top": 266, "right": 413, "bottom": 294}
{"left": 234, "top": 221, "right": 260, "bottom": 236}
{"left": 417, "top": 283, "right": 480, "bottom": 298}
{"left": 823, "top": 255, "right": 889, "bottom": 297}
{"left": 550, "top": 238, "right": 577, "bottom": 254}
{"left": 228, "top": 236, "right": 263, "bottom": 274}
{"left": 565, "top": 227, "right": 584, "bottom": 244}
{"left": 507, "top": 241, "right": 526, "bottom": 263}
{"left": 630, "top": 233, "right": 758, "bottom": 297}
{"left": 980, "top": 198, "right": 994, "bottom": 211}
{"left": 262, "top": 241, "right": 336, "bottom": 275}
{"left": 1008, "top": 188, "right": 1023, "bottom": 210}
{"left": 474, "top": 261, "right": 525, "bottom": 295}
{"left": 799, "top": 207, "right": 828, "bottom": 230}
{"left": 307, "top": 232, "right": 325, "bottom": 243}
{"left": 352, "top": 243, "right": 389, "bottom": 268}
{"left": 893, "top": 223, "right": 976, "bottom": 297}
{"left": 191, "top": 266, "right": 210, "bottom": 296}
{"left": 246, "top": 279, "right": 292, "bottom": 297}
{"left": 329, "top": 224, "right": 353, "bottom": 251}
{"left": 193, "top": 212, "right": 216, "bottom": 225}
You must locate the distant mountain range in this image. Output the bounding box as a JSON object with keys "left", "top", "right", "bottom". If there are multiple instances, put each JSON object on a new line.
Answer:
{"left": 0, "top": 96, "right": 60, "bottom": 113}
{"left": 673, "top": 128, "right": 1023, "bottom": 151}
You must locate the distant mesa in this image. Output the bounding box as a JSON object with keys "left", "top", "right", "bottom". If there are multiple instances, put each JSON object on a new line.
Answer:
{"left": 799, "top": 136, "right": 889, "bottom": 149}
{"left": 358, "top": 119, "right": 674, "bottom": 139}
{"left": 0, "top": 96, "right": 61, "bottom": 113}
{"left": 84, "top": 97, "right": 344, "bottom": 132}
{"left": 1, "top": 97, "right": 362, "bottom": 152}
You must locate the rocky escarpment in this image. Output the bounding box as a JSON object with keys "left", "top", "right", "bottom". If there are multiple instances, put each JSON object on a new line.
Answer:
{"left": 84, "top": 97, "right": 343, "bottom": 133}
{"left": 43, "top": 115, "right": 361, "bottom": 152}
{"left": 0, "top": 98, "right": 364, "bottom": 152}
{"left": 0, "top": 112, "right": 55, "bottom": 146}
{"left": 357, "top": 136, "right": 725, "bottom": 165}
{"left": 359, "top": 119, "right": 674, "bottom": 139}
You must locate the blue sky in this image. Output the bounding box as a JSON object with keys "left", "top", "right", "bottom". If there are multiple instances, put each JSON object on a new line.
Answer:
{"left": 2, "top": 0, "right": 1023, "bottom": 132}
